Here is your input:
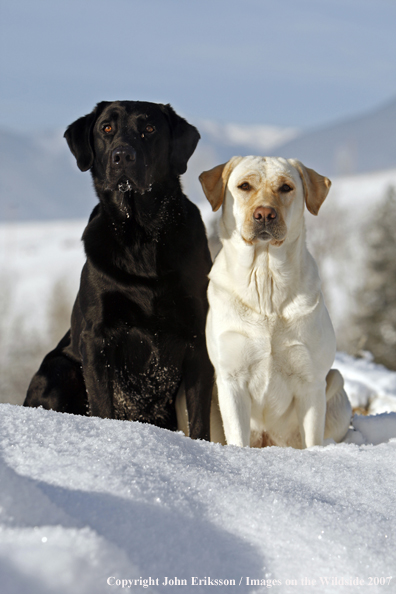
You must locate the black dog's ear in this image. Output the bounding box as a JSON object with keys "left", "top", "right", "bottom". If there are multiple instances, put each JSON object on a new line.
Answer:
{"left": 64, "top": 105, "right": 103, "bottom": 172}
{"left": 161, "top": 104, "right": 200, "bottom": 175}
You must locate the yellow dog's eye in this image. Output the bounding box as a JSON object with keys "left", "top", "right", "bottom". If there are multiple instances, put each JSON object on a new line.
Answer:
{"left": 279, "top": 184, "right": 293, "bottom": 193}
{"left": 238, "top": 182, "right": 251, "bottom": 191}
{"left": 103, "top": 124, "right": 112, "bottom": 134}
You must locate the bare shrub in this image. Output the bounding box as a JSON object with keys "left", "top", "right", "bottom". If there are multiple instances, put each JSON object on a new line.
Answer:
{"left": 47, "top": 277, "right": 73, "bottom": 346}
{"left": 0, "top": 276, "right": 74, "bottom": 405}
{"left": 206, "top": 215, "right": 222, "bottom": 261}
{"left": 350, "top": 186, "right": 396, "bottom": 370}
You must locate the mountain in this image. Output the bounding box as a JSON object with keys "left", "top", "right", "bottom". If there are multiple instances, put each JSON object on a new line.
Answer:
{"left": 274, "top": 97, "right": 396, "bottom": 176}
{"left": 198, "top": 120, "right": 299, "bottom": 159}
{"left": 0, "top": 128, "right": 96, "bottom": 221}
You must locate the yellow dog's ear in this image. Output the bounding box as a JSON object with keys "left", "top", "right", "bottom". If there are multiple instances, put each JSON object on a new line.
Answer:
{"left": 199, "top": 156, "right": 243, "bottom": 212}
{"left": 289, "top": 159, "right": 331, "bottom": 216}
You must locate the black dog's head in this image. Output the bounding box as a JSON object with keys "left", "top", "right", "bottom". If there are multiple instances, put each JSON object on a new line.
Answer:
{"left": 64, "top": 101, "right": 200, "bottom": 195}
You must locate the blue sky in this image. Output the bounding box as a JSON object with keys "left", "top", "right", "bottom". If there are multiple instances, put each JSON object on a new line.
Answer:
{"left": 1, "top": 0, "right": 396, "bottom": 133}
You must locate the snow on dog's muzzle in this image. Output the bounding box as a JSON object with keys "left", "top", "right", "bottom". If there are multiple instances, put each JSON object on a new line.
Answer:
{"left": 118, "top": 178, "right": 133, "bottom": 193}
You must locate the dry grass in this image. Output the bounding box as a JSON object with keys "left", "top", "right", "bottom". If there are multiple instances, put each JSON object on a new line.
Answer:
{"left": 0, "top": 277, "right": 73, "bottom": 405}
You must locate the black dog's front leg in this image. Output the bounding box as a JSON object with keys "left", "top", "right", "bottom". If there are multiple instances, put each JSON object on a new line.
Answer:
{"left": 80, "top": 334, "right": 114, "bottom": 418}
{"left": 183, "top": 338, "right": 214, "bottom": 441}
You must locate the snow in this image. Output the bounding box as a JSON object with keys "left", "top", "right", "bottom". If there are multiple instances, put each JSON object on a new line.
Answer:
{"left": 0, "top": 403, "right": 395, "bottom": 593}
{"left": 335, "top": 352, "right": 396, "bottom": 415}
{"left": 330, "top": 168, "right": 396, "bottom": 210}
{"left": 348, "top": 413, "right": 396, "bottom": 446}
{"left": 0, "top": 219, "right": 85, "bottom": 337}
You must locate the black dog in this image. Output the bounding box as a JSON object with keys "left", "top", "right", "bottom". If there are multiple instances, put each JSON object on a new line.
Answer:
{"left": 24, "top": 101, "right": 213, "bottom": 440}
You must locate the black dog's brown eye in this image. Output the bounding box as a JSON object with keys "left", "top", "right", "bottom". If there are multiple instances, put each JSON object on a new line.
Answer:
{"left": 238, "top": 182, "right": 251, "bottom": 191}
{"left": 279, "top": 183, "right": 292, "bottom": 193}
{"left": 145, "top": 125, "right": 155, "bottom": 133}
{"left": 103, "top": 124, "right": 112, "bottom": 134}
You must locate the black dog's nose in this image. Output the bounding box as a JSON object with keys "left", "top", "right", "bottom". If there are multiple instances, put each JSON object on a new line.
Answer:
{"left": 111, "top": 146, "right": 136, "bottom": 166}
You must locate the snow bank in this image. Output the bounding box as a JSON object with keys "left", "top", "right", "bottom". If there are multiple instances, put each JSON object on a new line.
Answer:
{"left": 335, "top": 352, "right": 396, "bottom": 414}
{"left": 0, "top": 403, "right": 395, "bottom": 594}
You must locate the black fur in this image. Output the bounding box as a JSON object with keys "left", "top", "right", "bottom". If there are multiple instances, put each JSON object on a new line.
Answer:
{"left": 24, "top": 101, "right": 213, "bottom": 440}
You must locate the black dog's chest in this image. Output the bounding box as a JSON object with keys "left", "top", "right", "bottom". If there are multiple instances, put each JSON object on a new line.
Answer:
{"left": 97, "top": 274, "right": 195, "bottom": 426}
{"left": 110, "top": 330, "right": 182, "bottom": 427}
{"left": 101, "top": 275, "right": 199, "bottom": 343}
{"left": 112, "top": 354, "right": 181, "bottom": 427}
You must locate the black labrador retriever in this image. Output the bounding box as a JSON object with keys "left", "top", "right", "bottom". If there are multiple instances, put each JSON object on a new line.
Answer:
{"left": 24, "top": 101, "right": 213, "bottom": 440}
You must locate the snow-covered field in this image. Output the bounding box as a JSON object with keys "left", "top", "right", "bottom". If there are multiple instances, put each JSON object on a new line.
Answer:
{"left": 1, "top": 167, "right": 396, "bottom": 593}
{"left": 330, "top": 168, "right": 396, "bottom": 208}
{"left": 0, "top": 219, "right": 85, "bottom": 337}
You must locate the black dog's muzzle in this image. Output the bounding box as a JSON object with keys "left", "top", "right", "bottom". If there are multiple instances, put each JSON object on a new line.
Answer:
{"left": 108, "top": 145, "right": 140, "bottom": 193}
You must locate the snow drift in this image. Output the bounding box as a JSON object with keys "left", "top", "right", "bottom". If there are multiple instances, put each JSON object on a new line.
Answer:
{"left": 0, "top": 401, "right": 395, "bottom": 594}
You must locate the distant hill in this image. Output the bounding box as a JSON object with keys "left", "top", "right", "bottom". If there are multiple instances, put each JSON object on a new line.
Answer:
{"left": 0, "top": 129, "right": 96, "bottom": 221}
{"left": 1, "top": 96, "right": 396, "bottom": 221}
{"left": 274, "top": 97, "right": 396, "bottom": 176}
{"left": 198, "top": 120, "right": 299, "bottom": 160}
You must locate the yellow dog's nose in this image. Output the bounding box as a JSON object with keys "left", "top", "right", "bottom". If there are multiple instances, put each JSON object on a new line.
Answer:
{"left": 253, "top": 206, "right": 277, "bottom": 222}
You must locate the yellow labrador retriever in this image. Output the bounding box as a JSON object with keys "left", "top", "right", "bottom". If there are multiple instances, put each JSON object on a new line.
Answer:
{"left": 199, "top": 156, "right": 351, "bottom": 449}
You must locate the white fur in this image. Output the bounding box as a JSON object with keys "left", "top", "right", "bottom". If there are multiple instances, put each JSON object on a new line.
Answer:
{"left": 204, "top": 156, "right": 351, "bottom": 448}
